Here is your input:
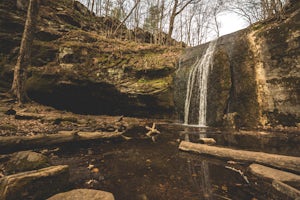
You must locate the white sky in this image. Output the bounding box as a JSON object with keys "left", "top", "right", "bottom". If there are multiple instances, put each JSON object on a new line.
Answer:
{"left": 218, "top": 12, "right": 249, "bottom": 36}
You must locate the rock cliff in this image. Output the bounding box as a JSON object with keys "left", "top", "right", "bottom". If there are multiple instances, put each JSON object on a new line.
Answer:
{"left": 0, "top": 0, "right": 182, "bottom": 117}
{"left": 1, "top": 0, "right": 299, "bottom": 127}
{"left": 175, "top": 2, "right": 300, "bottom": 128}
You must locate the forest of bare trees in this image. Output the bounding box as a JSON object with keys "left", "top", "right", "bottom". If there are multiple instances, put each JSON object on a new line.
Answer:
{"left": 78, "top": 0, "right": 290, "bottom": 46}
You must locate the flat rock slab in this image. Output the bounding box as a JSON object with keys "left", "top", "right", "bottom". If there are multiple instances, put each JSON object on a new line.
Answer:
{"left": 0, "top": 165, "right": 69, "bottom": 200}
{"left": 47, "top": 189, "right": 115, "bottom": 200}
{"left": 249, "top": 164, "right": 300, "bottom": 182}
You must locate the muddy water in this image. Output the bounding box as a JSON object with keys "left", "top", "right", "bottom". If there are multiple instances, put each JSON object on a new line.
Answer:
{"left": 51, "top": 124, "right": 294, "bottom": 200}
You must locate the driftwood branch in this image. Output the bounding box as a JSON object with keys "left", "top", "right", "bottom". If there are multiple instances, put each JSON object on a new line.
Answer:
{"left": 179, "top": 141, "right": 300, "bottom": 173}
{"left": 145, "top": 123, "right": 160, "bottom": 142}
{"left": 225, "top": 166, "right": 249, "bottom": 184}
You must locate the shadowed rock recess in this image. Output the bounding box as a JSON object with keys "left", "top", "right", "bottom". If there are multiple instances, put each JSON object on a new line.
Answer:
{"left": 175, "top": 2, "right": 300, "bottom": 128}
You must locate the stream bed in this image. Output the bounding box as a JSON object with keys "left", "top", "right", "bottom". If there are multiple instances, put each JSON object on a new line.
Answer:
{"left": 50, "top": 124, "right": 298, "bottom": 200}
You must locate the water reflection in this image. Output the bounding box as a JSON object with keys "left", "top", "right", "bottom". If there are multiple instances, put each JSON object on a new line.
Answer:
{"left": 50, "top": 123, "right": 297, "bottom": 199}
{"left": 176, "top": 123, "right": 299, "bottom": 156}
{"left": 200, "top": 160, "right": 212, "bottom": 199}
{"left": 183, "top": 125, "right": 213, "bottom": 199}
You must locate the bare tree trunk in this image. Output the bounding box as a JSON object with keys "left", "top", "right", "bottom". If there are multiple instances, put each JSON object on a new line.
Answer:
{"left": 11, "top": 0, "right": 39, "bottom": 104}
{"left": 167, "top": 0, "right": 194, "bottom": 45}
{"left": 91, "top": 0, "right": 95, "bottom": 13}
{"left": 113, "top": 0, "right": 141, "bottom": 35}
{"left": 87, "top": 0, "right": 91, "bottom": 10}
{"left": 158, "top": 0, "right": 164, "bottom": 44}
{"left": 167, "top": 0, "right": 179, "bottom": 45}
{"left": 214, "top": 14, "right": 220, "bottom": 37}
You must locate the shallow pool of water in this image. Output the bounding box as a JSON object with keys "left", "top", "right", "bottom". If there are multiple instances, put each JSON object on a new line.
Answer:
{"left": 50, "top": 124, "right": 294, "bottom": 199}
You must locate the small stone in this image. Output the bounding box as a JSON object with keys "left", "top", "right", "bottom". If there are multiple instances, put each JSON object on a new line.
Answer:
{"left": 87, "top": 149, "right": 93, "bottom": 155}
{"left": 87, "top": 164, "right": 94, "bottom": 170}
{"left": 5, "top": 108, "right": 16, "bottom": 115}
{"left": 91, "top": 168, "right": 99, "bottom": 173}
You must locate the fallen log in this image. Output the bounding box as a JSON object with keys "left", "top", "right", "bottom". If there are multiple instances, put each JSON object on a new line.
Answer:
{"left": 249, "top": 164, "right": 300, "bottom": 182}
{"left": 0, "top": 131, "right": 123, "bottom": 152}
{"left": 179, "top": 141, "right": 300, "bottom": 173}
{"left": 272, "top": 180, "right": 300, "bottom": 199}
{"left": 0, "top": 165, "right": 69, "bottom": 200}
{"left": 199, "top": 138, "right": 216, "bottom": 145}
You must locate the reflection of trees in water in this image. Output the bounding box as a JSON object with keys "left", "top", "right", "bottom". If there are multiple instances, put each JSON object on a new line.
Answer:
{"left": 200, "top": 160, "right": 212, "bottom": 200}
{"left": 182, "top": 126, "right": 217, "bottom": 199}
{"left": 187, "top": 159, "right": 212, "bottom": 200}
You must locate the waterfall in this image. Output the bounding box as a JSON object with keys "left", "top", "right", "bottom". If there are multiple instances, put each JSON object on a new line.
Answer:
{"left": 184, "top": 40, "right": 217, "bottom": 126}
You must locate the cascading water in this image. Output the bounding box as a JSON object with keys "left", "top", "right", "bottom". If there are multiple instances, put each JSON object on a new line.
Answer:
{"left": 184, "top": 40, "right": 217, "bottom": 126}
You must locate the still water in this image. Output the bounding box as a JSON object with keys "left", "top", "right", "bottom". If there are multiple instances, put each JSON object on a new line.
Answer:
{"left": 51, "top": 124, "right": 297, "bottom": 200}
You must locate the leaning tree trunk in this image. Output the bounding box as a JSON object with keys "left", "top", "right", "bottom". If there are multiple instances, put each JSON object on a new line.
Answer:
{"left": 11, "top": 0, "right": 39, "bottom": 104}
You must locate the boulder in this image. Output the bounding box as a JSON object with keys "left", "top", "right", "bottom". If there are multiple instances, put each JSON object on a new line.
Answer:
{"left": 5, "top": 151, "right": 51, "bottom": 174}
{"left": 47, "top": 189, "right": 115, "bottom": 200}
{"left": 0, "top": 165, "right": 69, "bottom": 200}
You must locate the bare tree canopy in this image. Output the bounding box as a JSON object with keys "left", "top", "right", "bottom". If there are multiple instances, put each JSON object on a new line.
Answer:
{"left": 77, "top": 0, "right": 289, "bottom": 45}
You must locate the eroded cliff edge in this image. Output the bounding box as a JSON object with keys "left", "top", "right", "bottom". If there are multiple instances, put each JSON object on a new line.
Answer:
{"left": 0, "top": 0, "right": 182, "bottom": 118}
{"left": 175, "top": 2, "right": 300, "bottom": 128}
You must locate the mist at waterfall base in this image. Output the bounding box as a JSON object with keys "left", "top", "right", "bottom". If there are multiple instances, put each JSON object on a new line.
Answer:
{"left": 184, "top": 40, "right": 218, "bottom": 127}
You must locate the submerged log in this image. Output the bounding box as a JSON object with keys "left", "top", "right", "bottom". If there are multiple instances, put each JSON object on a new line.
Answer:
{"left": 249, "top": 164, "right": 300, "bottom": 182}
{"left": 0, "top": 165, "right": 69, "bottom": 200}
{"left": 272, "top": 180, "right": 300, "bottom": 199}
{"left": 249, "top": 164, "right": 300, "bottom": 198}
{"left": 0, "top": 131, "right": 123, "bottom": 152}
{"left": 179, "top": 141, "right": 300, "bottom": 173}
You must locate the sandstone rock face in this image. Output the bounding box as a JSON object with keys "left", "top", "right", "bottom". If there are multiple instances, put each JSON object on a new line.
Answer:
{"left": 1, "top": 0, "right": 299, "bottom": 125}
{"left": 175, "top": 3, "right": 300, "bottom": 127}
{"left": 47, "top": 189, "right": 115, "bottom": 200}
{"left": 0, "top": 0, "right": 181, "bottom": 118}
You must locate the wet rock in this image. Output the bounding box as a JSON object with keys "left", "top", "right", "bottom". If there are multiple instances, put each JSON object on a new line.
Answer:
{"left": 4, "top": 108, "right": 16, "bottom": 116}
{"left": 0, "top": 165, "right": 69, "bottom": 200}
{"left": 4, "top": 151, "right": 51, "bottom": 174}
{"left": 222, "top": 112, "right": 239, "bottom": 130}
{"left": 47, "top": 189, "right": 115, "bottom": 200}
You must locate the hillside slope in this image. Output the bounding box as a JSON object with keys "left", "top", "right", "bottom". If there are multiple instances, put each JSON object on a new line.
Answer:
{"left": 0, "top": 0, "right": 182, "bottom": 117}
